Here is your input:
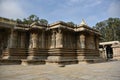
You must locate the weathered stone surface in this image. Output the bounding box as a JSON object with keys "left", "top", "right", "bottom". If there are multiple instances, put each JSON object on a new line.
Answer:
{"left": 0, "top": 17, "right": 101, "bottom": 65}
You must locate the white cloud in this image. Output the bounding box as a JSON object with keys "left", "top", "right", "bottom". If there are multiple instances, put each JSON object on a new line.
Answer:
{"left": 0, "top": 0, "right": 26, "bottom": 19}
{"left": 108, "top": 2, "right": 120, "bottom": 17}
{"left": 84, "top": 0, "right": 102, "bottom": 8}
{"left": 66, "top": 0, "right": 102, "bottom": 7}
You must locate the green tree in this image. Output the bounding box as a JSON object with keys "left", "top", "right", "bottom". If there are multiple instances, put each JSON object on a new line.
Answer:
{"left": 16, "top": 14, "right": 48, "bottom": 26}
{"left": 23, "top": 14, "right": 39, "bottom": 24}
{"left": 38, "top": 19, "right": 48, "bottom": 26}
{"left": 16, "top": 18, "right": 22, "bottom": 24}
{"left": 67, "top": 21, "right": 77, "bottom": 27}
{"left": 93, "top": 18, "right": 120, "bottom": 42}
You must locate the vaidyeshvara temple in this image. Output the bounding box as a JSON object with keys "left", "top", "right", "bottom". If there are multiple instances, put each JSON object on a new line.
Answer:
{"left": 0, "top": 17, "right": 102, "bottom": 65}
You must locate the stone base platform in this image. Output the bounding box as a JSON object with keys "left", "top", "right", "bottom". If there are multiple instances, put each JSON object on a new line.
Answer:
{"left": 112, "top": 56, "right": 120, "bottom": 60}
{"left": 46, "top": 59, "right": 78, "bottom": 66}
{"left": 0, "top": 58, "right": 106, "bottom": 66}
{"left": 78, "top": 58, "right": 105, "bottom": 64}
{"left": 27, "top": 48, "right": 48, "bottom": 60}
{"left": 0, "top": 59, "right": 21, "bottom": 65}
{"left": 21, "top": 59, "right": 46, "bottom": 66}
{"left": 47, "top": 48, "right": 78, "bottom": 65}
{"left": 2, "top": 48, "right": 28, "bottom": 59}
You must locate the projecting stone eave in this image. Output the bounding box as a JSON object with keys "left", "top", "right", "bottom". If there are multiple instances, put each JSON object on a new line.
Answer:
{"left": 0, "top": 22, "right": 14, "bottom": 29}
{"left": 75, "top": 25, "right": 101, "bottom": 36}
{"left": 12, "top": 23, "right": 29, "bottom": 31}
{"left": 29, "top": 22, "right": 47, "bottom": 30}
{"left": 99, "top": 41, "right": 120, "bottom": 46}
{"left": 49, "top": 21, "right": 74, "bottom": 31}
{"left": 0, "top": 17, "right": 16, "bottom": 29}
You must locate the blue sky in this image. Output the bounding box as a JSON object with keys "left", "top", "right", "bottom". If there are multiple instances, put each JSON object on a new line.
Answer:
{"left": 0, "top": 0, "right": 120, "bottom": 27}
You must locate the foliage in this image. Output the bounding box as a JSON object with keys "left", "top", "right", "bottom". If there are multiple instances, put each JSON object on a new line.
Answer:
{"left": 16, "top": 14, "right": 48, "bottom": 26}
{"left": 93, "top": 18, "right": 120, "bottom": 42}
{"left": 67, "top": 21, "right": 77, "bottom": 27}
{"left": 38, "top": 19, "right": 48, "bottom": 26}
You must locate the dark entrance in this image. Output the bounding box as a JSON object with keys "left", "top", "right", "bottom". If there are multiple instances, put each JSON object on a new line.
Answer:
{"left": 106, "top": 45, "right": 113, "bottom": 59}
{"left": 0, "top": 29, "right": 9, "bottom": 58}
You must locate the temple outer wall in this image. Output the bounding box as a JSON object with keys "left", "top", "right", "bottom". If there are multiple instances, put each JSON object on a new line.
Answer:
{"left": 0, "top": 17, "right": 101, "bottom": 65}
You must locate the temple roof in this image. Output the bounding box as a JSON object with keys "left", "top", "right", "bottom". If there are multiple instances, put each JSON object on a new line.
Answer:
{"left": 99, "top": 41, "right": 120, "bottom": 45}
{"left": 0, "top": 17, "right": 100, "bottom": 35}
{"left": 49, "top": 21, "right": 74, "bottom": 28}
{"left": 48, "top": 21, "right": 75, "bottom": 31}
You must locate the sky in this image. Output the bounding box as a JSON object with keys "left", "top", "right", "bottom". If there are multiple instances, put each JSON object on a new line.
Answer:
{"left": 0, "top": 0, "right": 120, "bottom": 27}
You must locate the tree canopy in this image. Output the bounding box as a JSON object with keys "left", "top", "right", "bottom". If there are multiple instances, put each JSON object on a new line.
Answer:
{"left": 67, "top": 21, "right": 77, "bottom": 27}
{"left": 93, "top": 18, "right": 120, "bottom": 42}
{"left": 16, "top": 14, "right": 48, "bottom": 26}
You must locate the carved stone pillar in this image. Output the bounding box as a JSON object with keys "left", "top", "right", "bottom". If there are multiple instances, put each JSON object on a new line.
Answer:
{"left": 50, "top": 30, "right": 56, "bottom": 48}
{"left": 28, "top": 33, "right": 38, "bottom": 60}
{"left": 0, "top": 33, "right": 3, "bottom": 57}
{"left": 38, "top": 33, "right": 42, "bottom": 48}
{"left": 2, "top": 30, "right": 18, "bottom": 59}
{"left": 7, "top": 32, "right": 13, "bottom": 48}
{"left": 7, "top": 31, "right": 17, "bottom": 48}
{"left": 96, "top": 38, "right": 99, "bottom": 50}
{"left": 80, "top": 34, "right": 85, "bottom": 48}
{"left": 56, "top": 29, "right": 63, "bottom": 48}
{"left": 103, "top": 46, "right": 107, "bottom": 59}
{"left": 29, "top": 33, "right": 38, "bottom": 49}
{"left": 41, "top": 31, "right": 45, "bottom": 48}
{"left": 20, "top": 33, "right": 26, "bottom": 48}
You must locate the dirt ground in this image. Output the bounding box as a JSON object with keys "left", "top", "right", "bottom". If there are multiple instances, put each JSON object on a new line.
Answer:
{"left": 0, "top": 61, "right": 120, "bottom": 80}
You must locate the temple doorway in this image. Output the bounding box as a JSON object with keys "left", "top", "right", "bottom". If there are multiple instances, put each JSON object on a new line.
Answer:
{"left": 106, "top": 45, "right": 113, "bottom": 59}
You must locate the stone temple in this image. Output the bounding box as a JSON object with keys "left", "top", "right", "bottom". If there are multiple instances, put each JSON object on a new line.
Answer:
{"left": 0, "top": 17, "right": 101, "bottom": 65}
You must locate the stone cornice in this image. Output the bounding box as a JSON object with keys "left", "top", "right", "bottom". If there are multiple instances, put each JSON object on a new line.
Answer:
{"left": 49, "top": 21, "right": 74, "bottom": 28}
{"left": 0, "top": 17, "right": 100, "bottom": 35}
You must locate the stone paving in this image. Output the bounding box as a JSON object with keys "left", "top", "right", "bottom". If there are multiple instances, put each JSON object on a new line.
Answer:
{"left": 0, "top": 61, "right": 120, "bottom": 80}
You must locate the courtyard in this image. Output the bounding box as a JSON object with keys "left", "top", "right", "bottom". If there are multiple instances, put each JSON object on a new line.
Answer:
{"left": 0, "top": 61, "right": 120, "bottom": 80}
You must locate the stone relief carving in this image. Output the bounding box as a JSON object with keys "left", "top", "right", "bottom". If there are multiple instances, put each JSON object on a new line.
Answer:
{"left": 29, "top": 33, "right": 38, "bottom": 48}
{"left": 56, "top": 29, "right": 62, "bottom": 48}
{"left": 80, "top": 34, "right": 85, "bottom": 48}
{"left": 51, "top": 30, "right": 56, "bottom": 48}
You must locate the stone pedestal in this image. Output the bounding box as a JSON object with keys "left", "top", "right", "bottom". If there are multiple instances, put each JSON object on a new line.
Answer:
{"left": 27, "top": 31, "right": 47, "bottom": 62}
{"left": 77, "top": 49, "right": 101, "bottom": 63}
{"left": 2, "top": 31, "right": 17, "bottom": 59}
{"left": 2, "top": 48, "right": 28, "bottom": 59}
{"left": 46, "top": 48, "right": 78, "bottom": 65}
{"left": 26, "top": 48, "right": 48, "bottom": 65}
{"left": 21, "top": 59, "right": 45, "bottom": 65}
{"left": 2, "top": 31, "right": 28, "bottom": 60}
{"left": 27, "top": 48, "right": 48, "bottom": 60}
